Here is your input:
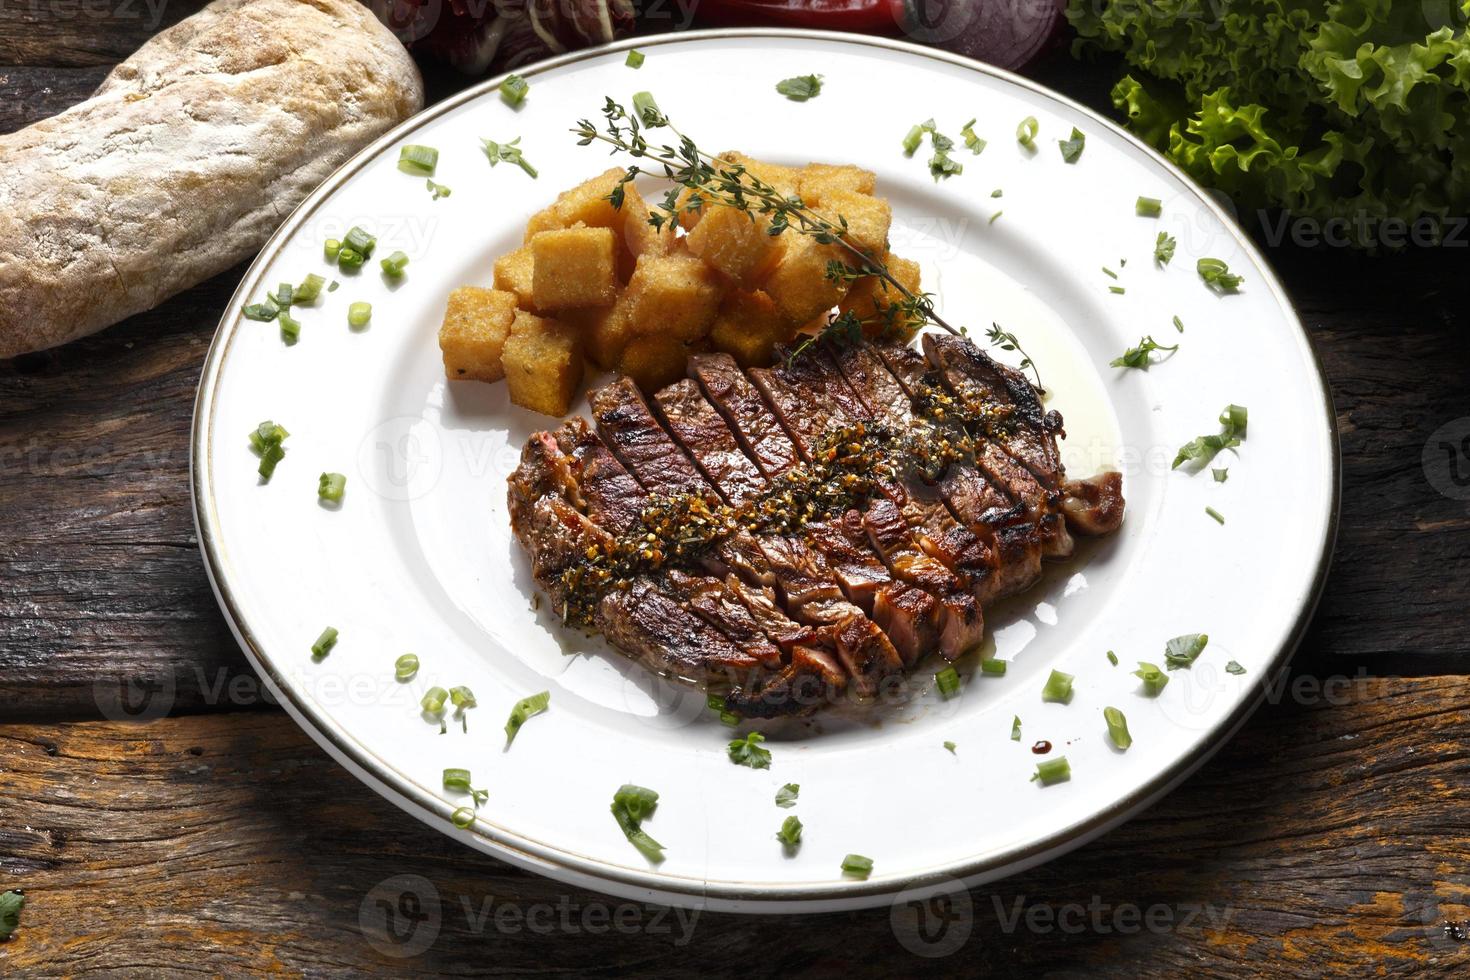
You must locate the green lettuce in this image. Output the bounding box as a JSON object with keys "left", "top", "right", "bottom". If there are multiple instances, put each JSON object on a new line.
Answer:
{"left": 1067, "top": 0, "right": 1470, "bottom": 245}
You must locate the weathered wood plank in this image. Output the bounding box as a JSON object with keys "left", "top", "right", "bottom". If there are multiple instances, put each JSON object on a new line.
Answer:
{"left": 0, "top": 0, "right": 208, "bottom": 67}
{"left": 0, "top": 677, "right": 1466, "bottom": 975}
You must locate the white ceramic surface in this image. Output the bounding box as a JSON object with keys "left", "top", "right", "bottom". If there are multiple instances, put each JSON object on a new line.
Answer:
{"left": 192, "top": 30, "right": 1339, "bottom": 913}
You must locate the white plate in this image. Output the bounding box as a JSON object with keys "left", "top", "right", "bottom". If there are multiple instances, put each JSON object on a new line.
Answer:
{"left": 192, "top": 30, "right": 1338, "bottom": 912}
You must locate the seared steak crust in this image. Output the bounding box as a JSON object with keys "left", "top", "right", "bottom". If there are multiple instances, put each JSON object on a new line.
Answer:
{"left": 508, "top": 336, "right": 1125, "bottom": 716}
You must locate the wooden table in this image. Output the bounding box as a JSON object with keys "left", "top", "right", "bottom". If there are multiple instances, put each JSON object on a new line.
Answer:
{"left": 3, "top": 8, "right": 1468, "bottom": 976}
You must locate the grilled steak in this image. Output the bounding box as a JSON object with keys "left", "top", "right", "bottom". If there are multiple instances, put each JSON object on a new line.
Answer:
{"left": 509, "top": 336, "right": 1125, "bottom": 716}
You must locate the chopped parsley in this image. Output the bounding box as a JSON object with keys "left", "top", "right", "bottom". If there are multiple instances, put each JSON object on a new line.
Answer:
{"left": 991, "top": 188, "right": 1003, "bottom": 197}
{"left": 943, "top": 740, "right": 957, "bottom": 754}
{"left": 0, "top": 890, "right": 24, "bottom": 941}
{"left": 1164, "top": 633, "right": 1210, "bottom": 670}
{"left": 1155, "top": 231, "right": 1177, "bottom": 265}
{"left": 504, "top": 691, "right": 550, "bottom": 746}
{"left": 1104, "top": 707, "right": 1132, "bottom": 750}
{"left": 777, "top": 815, "right": 803, "bottom": 847}
{"left": 901, "top": 119, "right": 963, "bottom": 180}
{"left": 611, "top": 784, "right": 664, "bottom": 862}
{"left": 1111, "top": 335, "right": 1178, "bottom": 370}
{"left": 1197, "top": 257, "right": 1245, "bottom": 292}
{"left": 1226, "top": 661, "right": 1247, "bottom": 675}
{"left": 1059, "top": 127, "right": 1086, "bottom": 163}
{"left": 775, "top": 74, "right": 823, "bottom": 101}
{"left": 1173, "top": 404, "right": 1248, "bottom": 470}
{"left": 775, "top": 783, "right": 800, "bottom": 808}
{"left": 482, "top": 137, "right": 538, "bottom": 178}
{"left": 728, "top": 731, "right": 772, "bottom": 769}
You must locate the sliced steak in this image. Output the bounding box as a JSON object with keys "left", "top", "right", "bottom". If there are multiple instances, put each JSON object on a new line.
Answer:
{"left": 689, "top": 353, "right": 799, "bottom": 480}
{"left": 653, "top": 379, "right": 767, "bottom": 506}
{"left": 590, "top": 376, "right": 709, "bottom": 498}
{"left": 1060, "top": 471, "right": 1126, "bottom": 536}
{"left": 553, "top": 418, "right": 644, "bottom": 536}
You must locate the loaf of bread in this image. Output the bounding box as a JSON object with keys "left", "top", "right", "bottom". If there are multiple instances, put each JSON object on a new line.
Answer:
{"left": 0, "top": 0, "right": 424, "bottom": 359}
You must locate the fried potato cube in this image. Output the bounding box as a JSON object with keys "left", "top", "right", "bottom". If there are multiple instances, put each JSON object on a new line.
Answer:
{"left": 523, "top": 167, "right": 626, "bottom": 241}
{"left": 685, "top": 205, "right": 778, "bottom": 287}
{"left": 492, "top": 244, "right": 536, "bottom": 309}
{"left": 718, "top": 151, "right": 801, "bottom": 198}
{"left": 798, "top": 163, "right": 877, "bottom": 204}
{"left": 708, "top": 289, "right": 787, "bottom": 368}
{"left": 568, "top": 296, "right": 638, "bottom": 371}
{"left": 839, "top": 251, "right": 924, "bottom": 340}
{"left": 502, "top": 311, "right": 584, "bottom": 416}
{"left": 438, "top": 287, "right": 518, "bottom": 382}
{"left": 624, "top": 252, "right": 725, "bottom": 341}
{"left": 761, "top": 234, "right": 848, "bottom": 326}
{"left": 621, "top": 185, "right": 677, "bottom": 264}
{"left": 618, "top": 333, "right": 699, "bottom": 392}
{"left": 821, "top": 190, "right": 892, "bottom": 258}
{"left": 531, "top": 226, "right": 618, "bottom": 310}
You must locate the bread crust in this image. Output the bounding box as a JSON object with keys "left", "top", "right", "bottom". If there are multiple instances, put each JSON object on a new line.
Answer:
{"left": 0, "top": 0, "right": 425, "bottom": 358}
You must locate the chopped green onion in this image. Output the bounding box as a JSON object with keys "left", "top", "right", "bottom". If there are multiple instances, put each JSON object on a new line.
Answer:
{"left": 310, "top": 626, "right": 338, "bottom": 659}
{"left": 275, "top": 282, "right": 294, "bottom": 308}
{"left": 1197, "top": 257, "right": 1244, "bottom": 292}
{"left": 1136, "top": 196, "right": 1163, "bottom": 217}
{"left": 1206, "top": 506, "right": 1226, "bottom": 525}
{"left": 504, "top": 690, "right": 550, "bottom": 746}
{"left": 343, "top": 226, "right": 376, "bottom": 259}
{"left": 243, "top": 303, "right": 278, "bottom": 322}
{"left": 324, "top": 238, "right": 341, "bottom": 262}
{"left": 443, "top": 768, "right": 488, "bottom": 806}
{"left": 1109, "top": 285, "right": 1126, "bottom": 294}
{"left": 841, "top": 854, "right": 873, "bottom": 879}
{"left": 1031, "top": 757, "right": 1071, "bottom": 785}
{"left": 421, "top": 686, "right": 448, "bottom": 715}
{"left": 775, "top": 74, "right": 823, "bottom": 102}
{"left": 943, "top": 740, "right": 957, "bottom": 754}
{"left": 625, "top": 49, "right": 645, "bottom": 69}
{"left": 1107, "top": 650, "right": 1119, "bottom": 666}
{"left": 1133, "top": 661, "right": 1169, "bottom": 696}
{"left": 980, "top": 658, "right": 1007, "bottom": 676}
{"left": 328, "top": 280, "right": 339, "bottom": 292}
{"left": 499, "top": 73, "right": 529, "bottom": 107}
{"left": 394, "top": 653, "right": 419, "bottom": 681}
{"left": 348, "top": 302, "right": 372, "bottom": 329}
{"left": 1041, "top": 668, "right": 1075, "bottom": 703}
{"left": 426, "top": 179, "right": 452, "bottom": 200}
{"left": 1111, "top": 335, "right": 1178, "bottom": 370}
{"left": 1173, "top": 314, "right": 1185, "bottom": 332}
{"left": 380, "top": 250, "right": 410, "bottom": 279}
{"left": 1212, "top": 467, "right": 1229, "bottom": 482}
{"left": 935, "top": 666, "right": 961, "bottom": 698}
{"left": 295, "top": 273, "right": 326, "bottom": 304}
{"left": 1226, "top": 660, "right": 1247, "bottom": 675}
{"left": 960, "top": 118, "right": 986, "bottom": 154}
{"left": 1164, "top": 633, "right": 1210, "bottom": 670}
{"left": 318, "top": 472, "right": 346, "bottom": 503}
{"left": 1155, "top": 231, "right": 1178, "bottom": 265}
{"left": 990, "top": 188, "right": 1003, "bottom": 197}
{"left": 610, "top": 784, "right": 664, "bottom": 862}
{"left": 451, "top": 806, "right": 475, "bottom": 829}
{"left": 397, "top": 144, "right": 439, "bottom": 177}
{"left": 777, "top": 815, "right": 803, "bottom": 847}
{"left": 989, "top": 210, "right": 1003, "bottom": 224}
{"left": 1104, "top": 706, "right": 1132, "bottom": 750}
{"left": 450, "top": 686, "right": 477, "bottom": 710}
{"left": 1058, "top": 127, "right": 1085, "bottom": 163}
{"left": 1016, "top": 116, "right": 1039, "bottom": 149}
{"left": 902, "top": 121, "right": 928, "bottom": 156}
{"left": 775, "top": 783, "right": 800, "bottom": 808}
{"left": 728, "top": 730, "right": 771, "bottom": 769}
{"left": 1011, "top": 715, "right": 1022, "bottom": 740}
{"left": 631, "top": 91, "right": 663, "bottom": 127}
{"left": 250, "top": 420, "right": 289, "bottom": 480}
{"left": 1102, "top": 266, "right": 1119, "bottom": 279}
{"left": 1174, "top": 404, "right": 1248, "bottom": 470}
{"left": 336, "top": 246, "right": 364, "bottom": 272}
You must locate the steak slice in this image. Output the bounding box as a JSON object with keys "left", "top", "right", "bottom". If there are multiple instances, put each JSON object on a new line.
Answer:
{"left": 601, "top": 578, "right": 766, "bottom": 682}
{"left": 590, "top": 376, "right": 709, "bottom": 498}
{"left": 553, "top": 418, "right": 644, "bottom": 536}
{"left": 653, "top": 379, "right": 767, "bottom": 506}
{"left": 689, "top": 353, "right": 798, "bottom": 480}
{"left": 1061, "top": 471, "right": 1127, "bottom": 535}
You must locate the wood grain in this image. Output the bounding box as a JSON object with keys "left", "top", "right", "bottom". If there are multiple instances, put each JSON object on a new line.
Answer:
{"left": 1, "top": 677, "right": 1467, "bottom": 976}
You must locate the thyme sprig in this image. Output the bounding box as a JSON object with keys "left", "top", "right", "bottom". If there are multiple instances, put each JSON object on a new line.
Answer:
{"left": 571, "top": 95, "right": 964, "bottom": 352}
{"left": 984, "top": 323, "right": 1044, "bottom": 391}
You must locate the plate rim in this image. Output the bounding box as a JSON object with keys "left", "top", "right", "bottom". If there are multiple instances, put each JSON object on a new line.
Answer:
{"left": 190, "top": 27, "right": 1341, "bottom": 912}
